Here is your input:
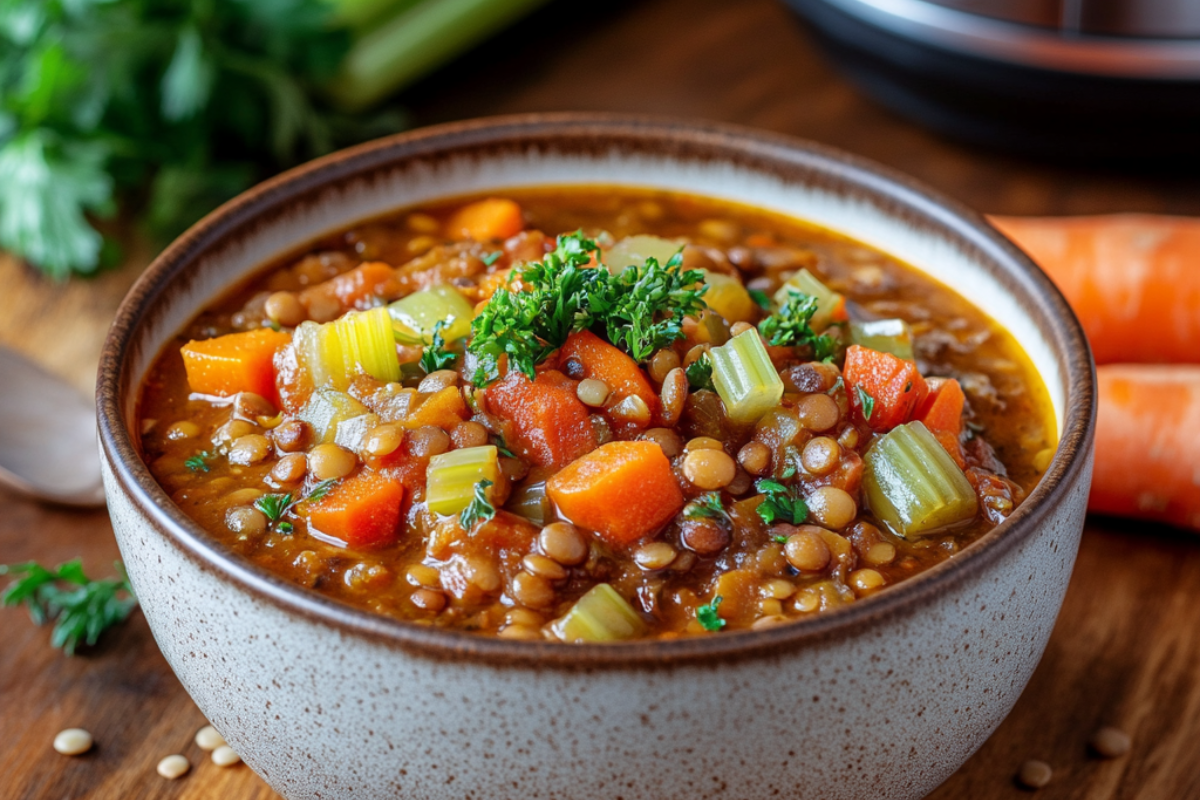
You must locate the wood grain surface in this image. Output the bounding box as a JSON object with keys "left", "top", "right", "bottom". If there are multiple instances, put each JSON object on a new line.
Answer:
{"left": 4, "top": 0, "right": 1200, "bottom": 797}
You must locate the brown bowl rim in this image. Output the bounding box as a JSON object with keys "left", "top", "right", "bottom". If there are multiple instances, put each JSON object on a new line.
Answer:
{"left": 96, "top": 113, "right": 1096, "bottom": 668}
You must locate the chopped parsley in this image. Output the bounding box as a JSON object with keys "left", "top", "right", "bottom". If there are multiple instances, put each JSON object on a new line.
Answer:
{"left": 492, "top": 435, "right": 515, "bottom": 459}
{"left": 757, "top": 289, "right": 836, "bottom": 357}
{"left": 748, "top": 288, "right": 771, "bottom": 309}
{"left": 772, "top": 534, "right": 789, "bottom": 544}
{"left": 420, "top": 320, "right": 456, "bottom": 374}
{"left": 481, "top": 250, "right": 503, "bottom": 266}
{"left": 696, "top": 596, "right": 726, "bottom": 632}
{"left": 854, "top": 385, "right": 876, "bottom": 421}
{"left": 684, "top": 491, "right": 729, "bottom": 522}
{"left": 755, "top": 478, "right": 809, "bottom": 526}
{"left": 460, "top": 479, "right": 496, "bottom": 530}
{"left": 254, "top": 479, "right": 338, "bottom": 529}
{"left": 467, "top": 233, "right": 708, "bottom": 386}
{"left": 685, "top": 353, "right": 715, "bottom": 391}
{"left": 0, "top": 560, "right": 137, "bottom": 655}
{"left": 278, "top": 522, "right": 294, "bottom": 535}
{"left": 184, "top": 451, "right": 213, "bottom": 473}
{"left": 827, "top": 376, "right": 845, "bottom": 396}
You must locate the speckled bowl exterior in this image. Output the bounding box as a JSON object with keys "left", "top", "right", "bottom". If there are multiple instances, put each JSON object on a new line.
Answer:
{"left": 97, "top": 115, "right": 1095, "bottom": 800}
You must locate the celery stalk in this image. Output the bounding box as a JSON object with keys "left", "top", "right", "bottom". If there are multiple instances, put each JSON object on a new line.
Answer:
{"left": 603, "top": 235, "right": 681, "bottom": 274}
{"left": 298, "top": 389, "right": 372, "bottom": 444}
{"left": 702, "top": 270, "right": 756, "bottom": 323}
{"left": 330, "top": 0, "right": 554, "bottom": 112}
{"left": 850, "top": 319, "right": 915, "bottom": 361}
{"left": 295, "top": 307, "right": 399, "bottom": 389}
{"left": 773, "top": 269, "right": 843, "bottom": 332}
{"left": 862, "top": 421, "right": 977, "bottom": 537}
{"left": 426, "top": 445, "right": 500, "bottom": 516}
{"left": 388, "top": 284, "right": 475, "bottom": 344}
{"left": 552, "top": 583, "right": 646, "bottom": 643}
{"left": 709, "top": 329, "right": 784, "bottom": 423}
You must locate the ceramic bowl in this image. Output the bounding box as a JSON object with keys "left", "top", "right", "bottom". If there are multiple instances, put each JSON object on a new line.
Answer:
{"left": 97, "top": 114, "right": 1095, "bottom": 800}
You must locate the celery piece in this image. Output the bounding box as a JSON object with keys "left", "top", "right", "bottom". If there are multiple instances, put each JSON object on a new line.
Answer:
{"left": 426, "top": 445, "right": 500, "bottom": 517}
{"left": 506, "top": 481, "right": 550, "bottom": 526}
{"left": 295, "top": 308, "right": 399, "bottom": 389}
{"left": 553, "top": 583, "right": 646, "bottom": 643}
{"left": 388, "top": 284, "right": 475, "bottom": 344}
{"left": 701, "top": 270, "right": 756, "bottom": 323}
{"left": 709, "top": 329, "right": 784, "bottom": 424}
{"left": 294, "top": 321, "right": 338, "bottom": 389}
{"left": 862, "top": 421, "right": 978, "bottom": 537}
{"left": 603, "top": 234, "right": 681, "bottom": 274}
{"left": 773, "top": 269, "right": 843, "bottom": 332}
{"left": 298, "top": 389, "right": 371, "bottom": 445}
{"left": 850, "top": 319, "right": 915, "bottom": 361}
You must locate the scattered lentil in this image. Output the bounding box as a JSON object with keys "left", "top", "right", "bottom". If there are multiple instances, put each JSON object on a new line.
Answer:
{"left": 1089, "top": 727, "right": 1131, "bottom": 759}
{"left": 195, "top": 725, "right": 226, "bottom": 751}
{"left": 1017, "top": 760, "right": 1053, "bottom": 790}
{"left": 212, "top": 745, "right": 242, "bottom": 767}
{"left": 53, "top": 728, "right": 92, "bottom": 756}
{"left": 157, "top": 754, "right": 190, "bottom": 780}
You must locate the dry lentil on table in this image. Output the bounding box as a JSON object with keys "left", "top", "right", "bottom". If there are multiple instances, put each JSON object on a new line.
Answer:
{"left": 138, "top": 187, "right": 1055, "bottom": 641}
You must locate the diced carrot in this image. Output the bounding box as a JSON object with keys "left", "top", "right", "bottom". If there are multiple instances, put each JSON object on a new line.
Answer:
{"left": 446, "top": 198, "right": 525, "bottom": 242}
{"left": 307, "top": 471, "right": 404, "bottom": 548}
{"left": 559, "top": 331, "right": 658, "bottom": 430}
{"left": 471, "top": 511, "right": 540, "bottom": 553}
{"left": 485, "top": 370, "right": 597, "bottom": 469}
{"left": 1090, "top": 365, "right": 1200, "bottom": 531}
{"left": 403, "top": 386, "right": 469, "bottom": 431}
{"left": 181, "top": 328, "right": 291, "bottom": 403}
{"left": 989, "top": 214, "right": 1200, "bottom": 364}
{"left": 546, "top": 440, "right": 684, "bottom": 547}
{"left": 843, "top": 344, "right": 929, "bottom": 432}
{"left": 915, "top": 377, "right": 966, "bottom": 467}
{"left": 476, "top": 267, "right": 516, "bottom": 303}
{"left": 299, "top": 262, "right": 399, "bottom": 316}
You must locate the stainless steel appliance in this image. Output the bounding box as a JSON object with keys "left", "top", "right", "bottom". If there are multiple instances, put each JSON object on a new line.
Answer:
{"left": 785, "top": 0, "right": 1200, "bottom": 159}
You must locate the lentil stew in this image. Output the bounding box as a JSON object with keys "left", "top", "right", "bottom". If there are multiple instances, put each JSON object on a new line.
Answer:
{"left": 137, "top": 188, "right": 1056, "bottom": 641}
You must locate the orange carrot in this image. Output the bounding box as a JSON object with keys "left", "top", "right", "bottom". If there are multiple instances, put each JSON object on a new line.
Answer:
{"left": 485, "top": 370, "right": 597, "bottom": 469}
{"left": 1090, "top": 365, "right": 1200, "bottom": 531}
{"left": 181, "top": 328, "right": 291, "bottom": 403}
{"left": 915, "top": 377, "right": 966, "bottom": 467}
{"left": 546, "top": 440, "right": 684, "bottom": 547}
{"left": 307, "top": 471, "right": 404, "bottom": 548}
{"left": 843, "top": 345, "right": 929, "bottom": 432}
{"left": 299, "top": 262, "right": 400, "bottom": 316}
{"left": 446, "top": 198, "right": 525, "bottom": 242}
{"left": 402, "top": 386, "right": 469, "bottom": 431}
{"left": 559, "top": 331, "right": 658, "bottom": 429}
{"left": 989, "top": 214, "right": 1200, "bottom": 364}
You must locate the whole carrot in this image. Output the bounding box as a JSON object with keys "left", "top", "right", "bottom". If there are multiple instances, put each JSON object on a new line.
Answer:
{"left": 989, "top": 215, "right": 1200, "bottom": 364}
{"left": 1091, "top": 365, "right": 1200, "bottom": 531}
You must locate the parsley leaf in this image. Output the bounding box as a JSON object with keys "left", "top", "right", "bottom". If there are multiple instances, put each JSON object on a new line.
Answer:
{"left": 757, "top": 289, "right": 835, "bottom": 357}
{"left": 755, "top": 479, "right": 809, "bottom": 526}
{"left": 748, "top": 288, "right": 771, "bottom": 309}
{"left": 685, "top": 491, "right": 729, "bottom": 522}
{"left": 772, "top": 534, "right": 789, "bottom": 544}
{"left": 854, "top": 385, "right": 876, "bottom": 421}
{"left": 420, "top": 320, "right": 457, "bottom": 374}
{"left": 596, "top": 251, "right": 708, "bottom": 363}
{"left": 303, "top": 478, "right": 338, "bottom": 505}
{"left": 255, "top": 492, "right": 294, "bottom": 522}
{"left": 481, "top": 250, "right": 502, "bottom": 266}
{"left": 492, "top": 435, "right": 515, "bottom": 459}
{"left": 460, "top": 479, "right": 496, "bottom": 529}
{"left": 0, "top": 560, "right": 137, "bottom": 655}
{"left": 685, "top": 352, "right": 715, "bottom": 391}
{"left": 696, "top": 596, "right": 726, "bottom": 632}
{"left": 185, "top": 451, "right": 213, "bottom": 473}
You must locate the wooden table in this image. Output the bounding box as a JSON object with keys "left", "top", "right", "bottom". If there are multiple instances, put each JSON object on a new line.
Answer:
{"left": 4, "top": 1, "right": 1200, "bottom": 797}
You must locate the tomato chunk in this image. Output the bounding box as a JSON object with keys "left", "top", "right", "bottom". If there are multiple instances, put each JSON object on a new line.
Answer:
{"left": 843, "top": 344, "right": 929, "bottom": 431}
{"left": 485, "top": 370, "right": 597, "bottom": 469}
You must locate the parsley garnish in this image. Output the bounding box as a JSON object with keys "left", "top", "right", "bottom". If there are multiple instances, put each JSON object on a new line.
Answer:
{"left": 492, "top": 435, "right": 515, "bottom": 459}
{"left": 278, "top": 522, "right": 294, "bottom": 535}
{"left": 755, "top": 478, "right": 809, "bottom": 526}
{"left": 420, "top": 320, "right": 457, "bottom": 374}
{"left": 748, "top": 288, "right": 771, "bottom": 309}
{"left": 460, "top": 479, "right": 496, "bottom": 529}
{"left": 772, "top": 534, "right": 789, "bottom": 544}
{"left": 757, "top": 289, "right": 836, "bottom": 357}
{"left": 685, "top": 491, "right": 729, "bottom": 522}
{"left": 0, "top": 560, "right": 137, "bottom": 655}
{"left": 697, "top": 596, "right": 726, "bottom": 632}
{"left": 467, "top": 233, "right": 708, "bottom": 386}
{"left": 185, "top": 451, "right": 213, "bottom": 473}
{"left": 481, "top": 250, "right": 502, "bottom": 266}
{"left": 685, "top": 353, "right": 715, "bottom": 391}
{"left": 254, "top": 479, "right": 338, "bottom": 528}
{"left": 827, "top": 376, "right": 845, "bottom": 396}
{"left": 304, "top": 479, "right": 338, "bottom": 504}
{"left": 854, "top": 385, "right": 876, "bottom": 421}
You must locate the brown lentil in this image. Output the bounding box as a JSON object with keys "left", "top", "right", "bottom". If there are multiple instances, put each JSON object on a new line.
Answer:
{"left": 166, "top": 421, "right": 200, "bottom": 440}
{"left": 641, "top": 427, "right": 683, "bottom": 458}
{"left": 498, "top": 624, "right": 542, "bottom": 640}
{"left": 864, "top": 541, "right": 896, "bottom": 566}
{"left": 648, "top": 348, "right": 681, "bottom": 383}
{"left": 801, "top": 436, "right": 841, "bottom": 475}
{"left": 410, "top": 588, "right": 447, "bottom": 611}
{"left": 521, "top": 554, "right": 568, "bottom": 581}
{"left": 418, "top": 369, "right": 459, "bottom": 394}
{"left": 234, "top": 392, "right": 275, "bottom": 420}
{"left": 511, "top": 571, "right": 555, "bottom": 608}
{"left": 737, "top": 441, "right": 771, "bottom": 476}
{"left": 308, "top": 443, "right": 357, "bottom": 480}
{"left": 1089, "top": 727, "right": 1131, "bottom": 759}
{"left": 576, "top": 378, "right": 611, "bottom": 407}
{"left": 683, "top": 449, "right": 737, "bottom": 489}
{"left": 265, "top": 291, "right": 306, "bottom": 327}
{"left": 408, "top": 426, "right": 450, "bottom": 458}
{"left": 363, "top": 423, "right": 404, "bottom": 457}
{"left": 406, "top": 564, "right": 441, "bottom": 587}
{"left": 634, "top": 541, "right": 678, "bottom": 570}
{"left": 539, "top": 522, "right": 588, "bottom": 566}
{"left": 808, "top": 486, "right": 858, "bottom": 530}
{"left": 659, "top": 367, "right": 688, "bottom": 426}
{"left": 271, "top": 453, "right": 308, "bottom": 484}
{"left": 228, "top": 433, "right": 271, "bottom": 465}
{"left": 226, "top": 506, "right": 267, "bottom": 536}
{"left": 1017, "top": 760, "right": 1053, "bottom": 790}
{"left": 273, "top": 419, "right": 311, "bottom": 452}
{"left": 784, "top": 527, "right": 832, "bottom": 572}
{"left": 848, "top": 568, "right": 886, "bottom": 594}
{"left": 449, "top": 420, "right": 488, "bottom": 450}
{"left": 726, "top": 467, "right": 754, "bottom": 496}
{"left": 681, "top": 518, "right": 731, "bottom": 555}
{"left": 610, "top": 394, "right": 652, "bottom": 425}
{"left": 795, "top": 392, "right": 841, "bottom": 431}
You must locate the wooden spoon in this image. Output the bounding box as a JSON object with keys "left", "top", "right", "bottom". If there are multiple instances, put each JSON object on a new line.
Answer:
{"left": 0, "top": 347, "right": 104, "bottom": 507}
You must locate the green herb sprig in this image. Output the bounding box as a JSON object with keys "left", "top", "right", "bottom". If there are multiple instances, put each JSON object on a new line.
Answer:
{"left": 420, "top": 320, "right": 457, "bottom": 374}
{"left": 185, "top": 451, "right": 214, "bottom": 473}
{"left": 460, "top": 479, "right": 496, "bottom": 529}
{"left": 755, "top": 479, "right": 809, "bottom": 526}
{"left": 594, "top": 252, "right": 707, "bottom": 363}
{"left": 854, "top": 385, "right": 876, "bottom": 421}
{"left": 254, "top": 478, "right": 338, "bottom": 531}
{"left": 758, "top": 290, "right": 836, "bottom": 359}
{"left": 0, "top": 560, "right": 137, "bottom": 655}
{"left": 685, "top": 492, "right": 730, "bottom": 523}
{"left": 685, "top": 353, "right": 716, "bottom": 392}
{"left": 697, "top": 596, "right": 726, "bottom": 632}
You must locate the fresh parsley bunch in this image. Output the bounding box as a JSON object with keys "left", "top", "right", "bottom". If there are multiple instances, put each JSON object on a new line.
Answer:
{"left": 758, "top": 289, "right": 837, "bottom": 360}
{"left": 0, "top": 0, "right": 399, "bottom": 279}
{"left": 0, "top": 559, "right": 137, "bottom": 655}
